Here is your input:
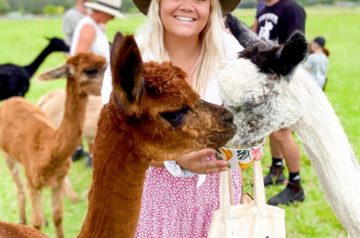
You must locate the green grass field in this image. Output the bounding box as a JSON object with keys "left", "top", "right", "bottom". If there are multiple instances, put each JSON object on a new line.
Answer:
{"left": 0, "top": 6, "right": 359, "bottom": 237}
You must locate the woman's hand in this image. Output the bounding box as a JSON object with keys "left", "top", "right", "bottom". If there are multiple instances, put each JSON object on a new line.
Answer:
{"left": 176, "top": 148, "right": 229, "bottom": 174}
{"left": 254, "top": 150, "right": 264, "bottom": 161}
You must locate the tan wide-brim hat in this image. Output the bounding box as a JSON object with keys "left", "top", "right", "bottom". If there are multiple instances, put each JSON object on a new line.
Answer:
{"left": 133, "top": 0, "right": 241, "bottom": 15}
{"left": 85, "top": 0, "right": 125, "bottom": 19}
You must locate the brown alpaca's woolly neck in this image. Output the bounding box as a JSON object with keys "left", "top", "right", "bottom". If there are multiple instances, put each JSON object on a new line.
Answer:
{"left": 52, "top": 76, "right": 88, "bottom": 163}
{"left": 78, "top": 105, "right": 150, "bottom": 238}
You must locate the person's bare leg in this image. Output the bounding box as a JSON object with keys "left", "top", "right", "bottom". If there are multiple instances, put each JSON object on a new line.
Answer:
{"left": 269, "top": 133, "right": 283, "bottom": 159}
{"left": 271, "top": 128, "right": 300, "bottom": 173}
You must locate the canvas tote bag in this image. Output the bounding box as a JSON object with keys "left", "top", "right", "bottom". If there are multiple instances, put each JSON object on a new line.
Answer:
{"left": 208, "top": 161, "right": 285, "bottom": 238}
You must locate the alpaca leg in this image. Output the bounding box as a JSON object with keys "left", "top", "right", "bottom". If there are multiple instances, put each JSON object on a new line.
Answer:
{"left": 4, "top": 155, "right": 27, "bottom": 224}
{"left": 52, "top": 180, "right": 65, "bottom": 238}
{"left": 29, "top": 188, "right": 43, "bottom": 230}
{"left": 85, "top": 140, "right": 93, "bottom": 167}
{"left": 64, "top": 175, "right": 79, "bottom": 203}
{"left": 87, "top": 140, "right": 93, "bottom": 153}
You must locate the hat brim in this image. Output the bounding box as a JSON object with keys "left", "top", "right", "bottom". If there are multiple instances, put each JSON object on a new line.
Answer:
{"left": 133, "top": 0, "right": 241, "bottom": 15}
{"left": 85, "top": 2, "right": 126, "bottom": 19}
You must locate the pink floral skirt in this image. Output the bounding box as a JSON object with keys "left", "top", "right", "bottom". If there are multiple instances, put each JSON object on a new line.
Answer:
{"left": 135, "top": 167, "right": 242, "bottom": 238}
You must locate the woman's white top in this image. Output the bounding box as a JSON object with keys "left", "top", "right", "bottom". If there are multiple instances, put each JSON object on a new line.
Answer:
{"left": 70, "top": 16, "right": 110, "bottom": 61}
{"left": 101, "top": 31, "right": 243, "bottom": 105}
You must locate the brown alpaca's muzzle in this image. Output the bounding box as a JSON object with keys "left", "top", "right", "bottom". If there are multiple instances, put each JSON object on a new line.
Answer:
{"left": 197, "top": 100, "right": 237, "bottom": 149}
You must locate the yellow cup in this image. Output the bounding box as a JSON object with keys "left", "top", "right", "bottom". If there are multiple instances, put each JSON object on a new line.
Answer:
{"left": 217, "top": 140, "right": 264, "bottom": 169}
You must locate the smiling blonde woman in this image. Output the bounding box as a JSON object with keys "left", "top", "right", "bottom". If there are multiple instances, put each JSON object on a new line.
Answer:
{"left": 100, "top": 0, "right": 257, "bottom": 236}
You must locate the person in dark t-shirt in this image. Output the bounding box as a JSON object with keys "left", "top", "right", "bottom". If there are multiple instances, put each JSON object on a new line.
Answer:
{"left": 256, "top": 0, "right": 306, "bottom": 44}
{"left": 250, "top": 0, "right": 266, "bottom": 32}
{"left": 254, "top": 0, "right": 306, "bottom": 206}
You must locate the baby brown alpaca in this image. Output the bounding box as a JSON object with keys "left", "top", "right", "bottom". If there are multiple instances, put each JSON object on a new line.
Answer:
{"left": 0, "top": 53, "right": 106, "bottom": 238}
{"left": 36, "top": 90, "right": 102, "bottom": 157}
{"left": 0, "top": 34, "right": 235, "bottom": 238}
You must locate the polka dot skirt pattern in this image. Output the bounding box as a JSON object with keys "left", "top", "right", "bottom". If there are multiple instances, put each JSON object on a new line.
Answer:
{"left": 135, "top": 167, "right": 242, "bottom": 238}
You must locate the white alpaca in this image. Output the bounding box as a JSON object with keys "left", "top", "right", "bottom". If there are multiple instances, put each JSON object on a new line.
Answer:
{"left": 219, "top": 14, "right": 360, "bottom": 237}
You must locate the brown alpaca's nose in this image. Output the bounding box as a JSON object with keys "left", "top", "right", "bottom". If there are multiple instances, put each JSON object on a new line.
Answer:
{"left": 222, "top": 111, "right": 234, "bottom": 124}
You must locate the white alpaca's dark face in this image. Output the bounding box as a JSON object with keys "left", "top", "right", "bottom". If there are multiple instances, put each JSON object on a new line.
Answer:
{"left": 217, "top": 58, "right": 302, "bottom": 146}
{"left": 217, "top": 28, "right": 308, "bottom": 146}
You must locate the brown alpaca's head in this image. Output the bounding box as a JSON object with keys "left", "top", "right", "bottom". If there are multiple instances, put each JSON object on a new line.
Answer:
{"left": 39, "top": 53, "right": 107, "bottom": 96}
{"left": 108, "top": 33, "right": 236, "bottom": 161}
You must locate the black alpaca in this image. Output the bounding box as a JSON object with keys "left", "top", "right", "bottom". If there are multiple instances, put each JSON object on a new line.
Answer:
{"left": 0, "top": 37, "right": 69, "bottom": 100}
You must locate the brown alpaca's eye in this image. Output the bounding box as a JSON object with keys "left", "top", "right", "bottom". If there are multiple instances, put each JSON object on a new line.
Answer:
{"left": 160, "top": 106, "right": 190, "bottom": 128}
{"left": 84, "top": 68, "right": 99, "bottom": 77}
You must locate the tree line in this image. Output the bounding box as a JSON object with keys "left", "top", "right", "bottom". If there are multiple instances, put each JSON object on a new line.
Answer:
{"left": 0, "top": 0, "right": 138, "bottom": 14}
{"left": 0, "top": 0, "right": 359, "bottom": 14}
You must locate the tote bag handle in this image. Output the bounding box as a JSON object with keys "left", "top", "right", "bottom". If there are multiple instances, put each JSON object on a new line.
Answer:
{"left": 253, "top": 160, "right": 266, "bottom": 209}
{"left": 218, "top": 160, "right": 267, "bottom": 218}
{"left": 219, "top": 170, "right": 232, "bottom": 219}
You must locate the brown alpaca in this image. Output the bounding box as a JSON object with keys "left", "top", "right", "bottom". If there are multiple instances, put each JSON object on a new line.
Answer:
{"left": 78, "top": 34, "right": 235, "bottom": 238}
{"left": 0, "top": 221, "right": 47, "bottom": 238}
{"left": 36, "top": 91, "right": 103, "bottom": 202}
{"left": 0, "top": 53, "right": 106, "bottom": 238}
{"left": 0, "top": 34, "right": 236, "bottom": 238}
{"left": 36, "top": 90, "right": 101, "bottom": 174}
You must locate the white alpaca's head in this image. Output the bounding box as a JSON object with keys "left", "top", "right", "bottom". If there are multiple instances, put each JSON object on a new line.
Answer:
{"left": 218, "top": 14, "right": 308, "bottom": 146}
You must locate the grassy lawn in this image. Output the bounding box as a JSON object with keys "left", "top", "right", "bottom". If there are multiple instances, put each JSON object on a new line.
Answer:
{"left": 0, "top": 6, "right": 359, "bottom": 237}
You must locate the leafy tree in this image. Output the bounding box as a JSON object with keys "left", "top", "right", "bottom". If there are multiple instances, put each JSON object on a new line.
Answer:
{"left": 7, "top": 0, "right": 72, "bottom": 13}
{"left": 0, "top": 0, "right": 9, "bottom": 13}
{"left": 121, "top": 0, "right": 136, "bottom": 13}
{"left": 43, "top": 4, "right": 64, "bottom": 15}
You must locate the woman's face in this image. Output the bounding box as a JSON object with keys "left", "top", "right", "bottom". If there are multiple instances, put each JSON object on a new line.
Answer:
{"left": 160, "top": 0, "right": 211, "bottom": 39}
{"left": 95, "top": 11, "right": 114, "bottom": 24}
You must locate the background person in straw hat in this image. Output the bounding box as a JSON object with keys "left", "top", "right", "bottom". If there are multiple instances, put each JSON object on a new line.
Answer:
{"left": 63, "top": 0, "right": 89, "bottom": 46}
{"left": 101, "top": 0, "right": 262, "bottom": 236}
{"left": 63, "top": 0, "right": 90, "bottom": 163}
{"left": 70, "top": 0, "right": 125, "bottom": 167}
{"left": 70, "top": 0, "right": 125, "bottom": 62}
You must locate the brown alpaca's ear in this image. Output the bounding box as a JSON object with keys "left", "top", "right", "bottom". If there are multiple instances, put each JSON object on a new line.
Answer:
{"left": 38, "top": 65, "right": 68, "bottom": 81}
{"left": 110, "top": 32, "right": 124, "bottom": 67}
{"left": 110, "top": 34, "right": 143, "bottom": 114}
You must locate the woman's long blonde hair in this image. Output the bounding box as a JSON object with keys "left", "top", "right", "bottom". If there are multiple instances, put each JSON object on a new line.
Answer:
{"left": 136, "top": 0, "right": 225, "bottom": 97}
